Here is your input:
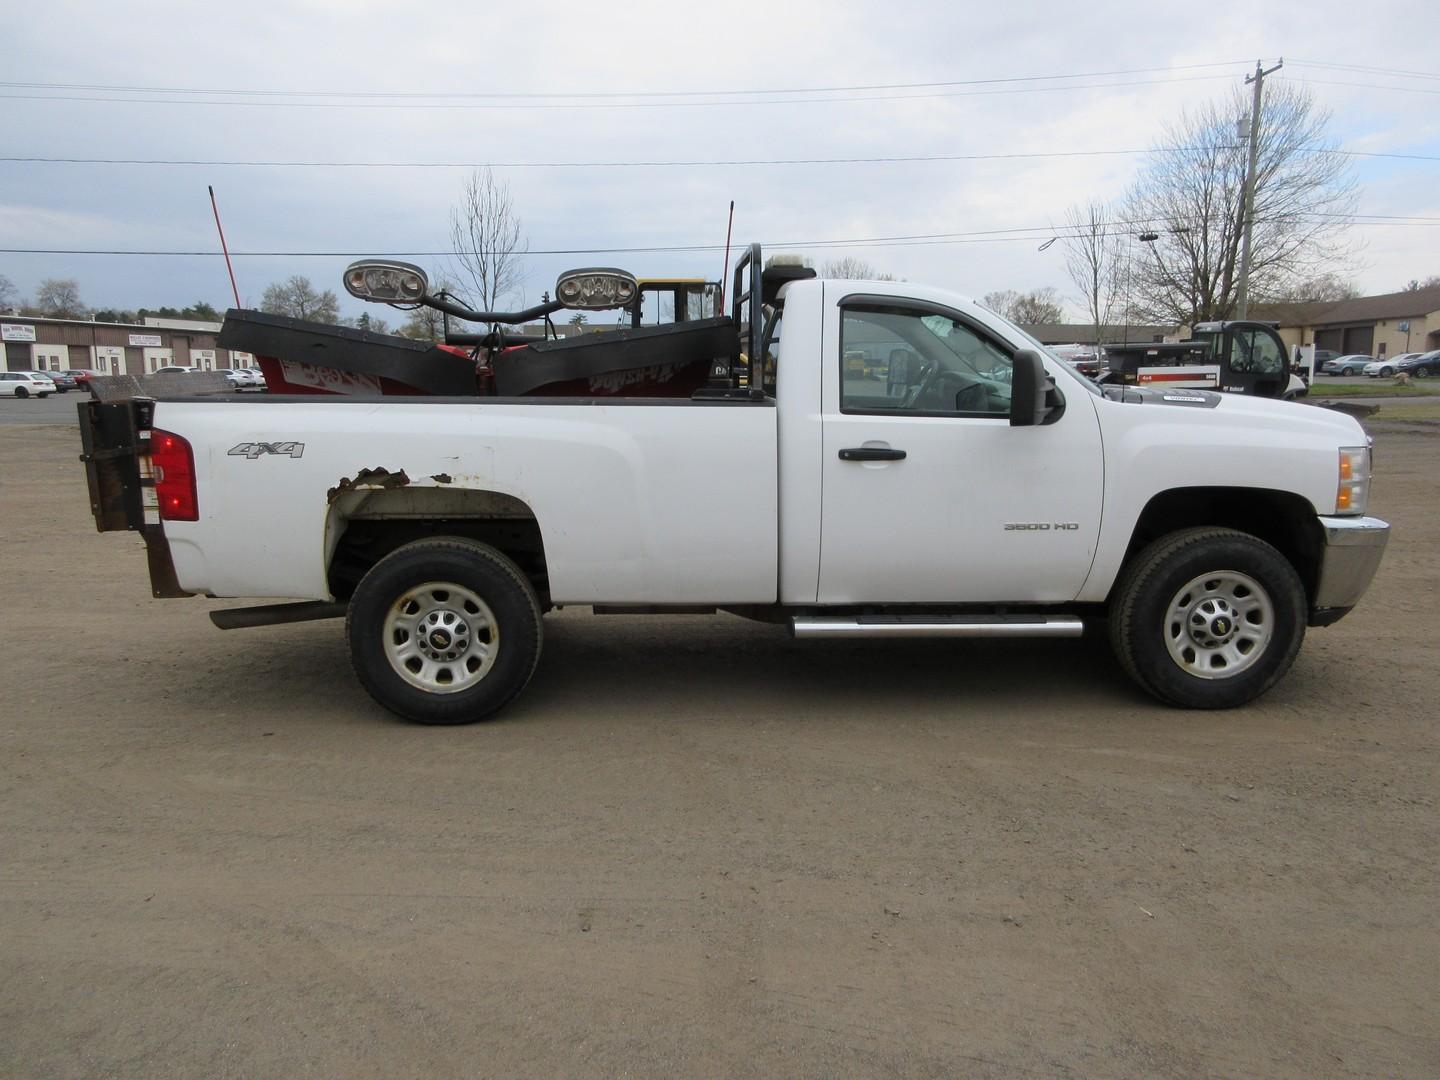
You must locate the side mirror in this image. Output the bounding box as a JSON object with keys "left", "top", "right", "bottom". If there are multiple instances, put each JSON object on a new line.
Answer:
{"left": 1009, "top": 349, "right": 1065, "bottom": 427}
{"left": 343, "top": 260, "right": 429, "bottom": 304}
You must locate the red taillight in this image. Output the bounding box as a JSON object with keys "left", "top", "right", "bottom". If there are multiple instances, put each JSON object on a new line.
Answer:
{"left": 150, "top": 428, "right": 198, "bottom": 521}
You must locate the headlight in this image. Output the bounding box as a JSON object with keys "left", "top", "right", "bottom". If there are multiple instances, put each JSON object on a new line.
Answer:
{"left": 1336, "top": 445, "right": 1370, "bottom": 515}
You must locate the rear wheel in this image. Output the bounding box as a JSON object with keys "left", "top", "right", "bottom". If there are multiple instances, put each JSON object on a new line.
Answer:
{"left": 1110, "top": 528, "right": 1306, "bottom": 709}
{"left": 346, "top": 538, "right": 543, "bottom": 724}
{"left": 14, "top": 387, "right": 27, "bottom": 399}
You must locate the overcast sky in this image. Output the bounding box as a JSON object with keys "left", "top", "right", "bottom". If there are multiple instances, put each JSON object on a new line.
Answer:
{"left": 3, "top": 0, "right": 1437, "bottom": 321}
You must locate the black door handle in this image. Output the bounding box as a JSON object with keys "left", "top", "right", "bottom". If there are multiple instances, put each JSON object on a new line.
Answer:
{"left": 839, "top": 447, "right": 906, "bottom": 461}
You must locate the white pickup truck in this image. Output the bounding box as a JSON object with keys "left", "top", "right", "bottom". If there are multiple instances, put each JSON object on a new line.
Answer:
{"left": 79, "top": 247, "right": 1389, "bottom": 724}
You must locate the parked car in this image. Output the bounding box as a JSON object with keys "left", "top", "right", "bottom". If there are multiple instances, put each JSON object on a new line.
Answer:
{"left": 1365, "top": 354, "right": 1421, "bottom": 378}
{"left": 225, "top": 367, "right": 264, "bottom": 388}
{"left": 155, "top": 365, "right": 191, "bottom": 375}
{"left": 1394, "top": 349, "right": 1440, "bottom": 378}
{"left": 0, "top": 371, "right": 57, "bottom": 398}
{"left": 1322, "top": 354, "right": 1374, "bottom": 377}
{"left": 35, "top": 370, "right": 79, "bottom": 392}
{"left": 1312, "top": 349, "right": 1339, "bottom": 367}
{"left": 180, "top": 367, "right": 247, "bottom": 389}
{"left": 62, "top": 369, "right": 104, "bottom": 388}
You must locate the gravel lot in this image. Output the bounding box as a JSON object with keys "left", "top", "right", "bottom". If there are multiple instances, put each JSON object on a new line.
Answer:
{"left": 2, "top": 414, "right": 1436, "bottom": 1079}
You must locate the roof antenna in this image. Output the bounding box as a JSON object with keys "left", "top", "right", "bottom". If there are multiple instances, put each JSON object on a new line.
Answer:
{"left": 208, "top": 185, "right": 242, "bottom": 309}
{"left": 718, "top": 200, "right": 735, "bottom": 312}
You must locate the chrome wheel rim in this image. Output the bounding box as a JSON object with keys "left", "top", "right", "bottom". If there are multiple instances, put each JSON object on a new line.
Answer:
{"left": 1164, "top": 571, "right": 1274, "bottom": 680}
{"left": 383, "top": 581, "right": 498, "bottom": 694}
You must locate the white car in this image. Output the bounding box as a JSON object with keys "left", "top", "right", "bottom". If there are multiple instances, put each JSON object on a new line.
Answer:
{"left": 225, "top": 368, "right": 264, "bottom": 388}
{"left": 0, "top": 371, "right": 57, "bottom": 398}
{"left": 1365, "top": 354, "right": 1419, "bottom": 378}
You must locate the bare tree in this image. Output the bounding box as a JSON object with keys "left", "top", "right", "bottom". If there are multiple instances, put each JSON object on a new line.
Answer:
{"left": 261, "top": 276, "right": 340, "bottom": 322}
{"left": 35, "top": 278, "right": 87, "bottom": 318}
{"left": 821, "top": 256, "right": 895, "bottom": 280}
{"left": 1122, "top": 81, "right": 1356, "bottom": 326}
{"left": 0, "top": 274, "right": 18, "bottom": 311}
{"left": 1404, "top": 275, "right": 1440, "bottom": 291}
{"left": 450, "top": 168, "right": 527, "bottom": 312}
{"left": 1266, "top": 273, "right": 1360, "bottom": 303}
{"left": 1062, "top": 201, "right": 1125, "bottom": 344}
{"left": 981, "top": 288, "right": 1065, "bottom": 324}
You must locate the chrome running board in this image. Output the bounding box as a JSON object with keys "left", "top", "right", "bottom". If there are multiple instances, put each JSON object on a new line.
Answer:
{"left": 791, "top": 615, "right": 1084, "bottom": 639}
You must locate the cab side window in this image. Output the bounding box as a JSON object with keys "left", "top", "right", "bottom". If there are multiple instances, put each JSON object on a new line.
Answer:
{"left": 840, "top": 304, "right": 1013, "bottom": 416}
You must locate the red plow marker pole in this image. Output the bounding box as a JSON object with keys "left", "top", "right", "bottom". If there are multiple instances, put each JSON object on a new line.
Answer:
{"left": 718, "top": 200, "right": 735, "bottom": 312}
{"left": 209, "top": 185, "right": 241, "bottom": 309}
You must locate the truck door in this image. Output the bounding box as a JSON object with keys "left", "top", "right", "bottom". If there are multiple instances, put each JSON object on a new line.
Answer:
{"left": 816, "top": 297, "right": 1104, "bottom": 605}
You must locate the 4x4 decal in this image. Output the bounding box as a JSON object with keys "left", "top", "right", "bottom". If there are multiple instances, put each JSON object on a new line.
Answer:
{"left": 228, "top": 441, "right": 305, "bottom": 460}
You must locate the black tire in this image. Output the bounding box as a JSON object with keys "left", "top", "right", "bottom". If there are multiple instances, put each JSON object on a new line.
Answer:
{"left": 346, "top": 537, "right": 543, "bottom": 725}
{"left": 14, "top": 387, "right": 27, "bottom": 399}
{"left": 1379, "top": 367, "right": 1394, "bottom": 378}
{"left": 1109, "top": 527, "right": 1306, "bottom": 709}
{"left": 1415, "top": 367, "right": 1430, "bottom": 379}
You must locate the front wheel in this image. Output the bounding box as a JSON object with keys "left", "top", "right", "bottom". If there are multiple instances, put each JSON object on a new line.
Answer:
{"left": 1379, "top": 367, "right": 1394, "bottom": 378}
{"left": 346, "top": 538, "right": 543, "bottom": 724}
{"left": 1415, "top": 367, "right": 1429, "bottom": 379}
{"left": 1109, "top": 528, "right": 1306, "bottom": 709}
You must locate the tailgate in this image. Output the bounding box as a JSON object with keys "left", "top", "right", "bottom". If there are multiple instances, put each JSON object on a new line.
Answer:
{"left": 78, "top": 394, "right": 191, "bottom": 597}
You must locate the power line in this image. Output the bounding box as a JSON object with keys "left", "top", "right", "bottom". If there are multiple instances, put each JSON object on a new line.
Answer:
{"left": 1284, "top": 77, "right": 1440, "bottom": 97}
{"left": 0, "top": 61, "right": 1254, "bottom": 101}
{"left": 4, "top": 214, "right": 1433, "bottom": 261}
{"left": 0, "top": 147, "right": 1214, "bottom": 168}
{"left": 0, "top": 73, "right": 1244, "bottom": 111}
{"left": 1290, "top": 59, "right": 1440, "bottom": 82}
{"left": 3, "top": 146, "right": 1435, "bottom": 170}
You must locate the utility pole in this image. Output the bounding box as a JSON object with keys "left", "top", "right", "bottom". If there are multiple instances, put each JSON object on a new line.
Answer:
{"left": 1236, "top": 58, "right": 1283, "bottom": 319}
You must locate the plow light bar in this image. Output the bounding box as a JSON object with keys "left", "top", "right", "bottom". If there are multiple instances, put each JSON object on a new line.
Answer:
{"left": 343, "top": 260, "right": 429, "bottom": 304}
{"left": 556, "top": 268, "right": 638, "bottom": 311}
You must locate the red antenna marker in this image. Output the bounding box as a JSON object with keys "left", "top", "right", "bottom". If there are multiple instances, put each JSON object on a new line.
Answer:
{"left": 208, "top": 185, "right": 241, "bottom": 309}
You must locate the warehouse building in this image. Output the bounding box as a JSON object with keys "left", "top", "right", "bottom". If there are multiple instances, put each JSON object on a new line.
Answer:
{"left": 0, "top": 315, "right": 254, "bottom": 374}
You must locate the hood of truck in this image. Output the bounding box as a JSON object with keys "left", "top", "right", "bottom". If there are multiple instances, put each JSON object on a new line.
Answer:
{"left": 1103, "top": 385, "right": 1368, "bottom": 444}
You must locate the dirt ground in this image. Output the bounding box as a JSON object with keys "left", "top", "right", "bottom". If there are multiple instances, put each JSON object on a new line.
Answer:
{"left": 2, "top": 417, "right": 1436, "bottom": 1079}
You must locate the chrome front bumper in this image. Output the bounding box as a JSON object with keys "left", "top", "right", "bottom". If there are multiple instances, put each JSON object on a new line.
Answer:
{"left": 1311, "top": 515, "right": 1390, "bottom": 624}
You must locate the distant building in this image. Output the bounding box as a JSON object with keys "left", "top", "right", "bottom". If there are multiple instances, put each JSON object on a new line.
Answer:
{"left": 0, "top": 315, "right": 254, "bottom": 374}
{"left": 1257, "top": 284, "right": 1440, "bottom": 359}
{"left": 1021, "top": 322, "right": 1177, "bottom": 346}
